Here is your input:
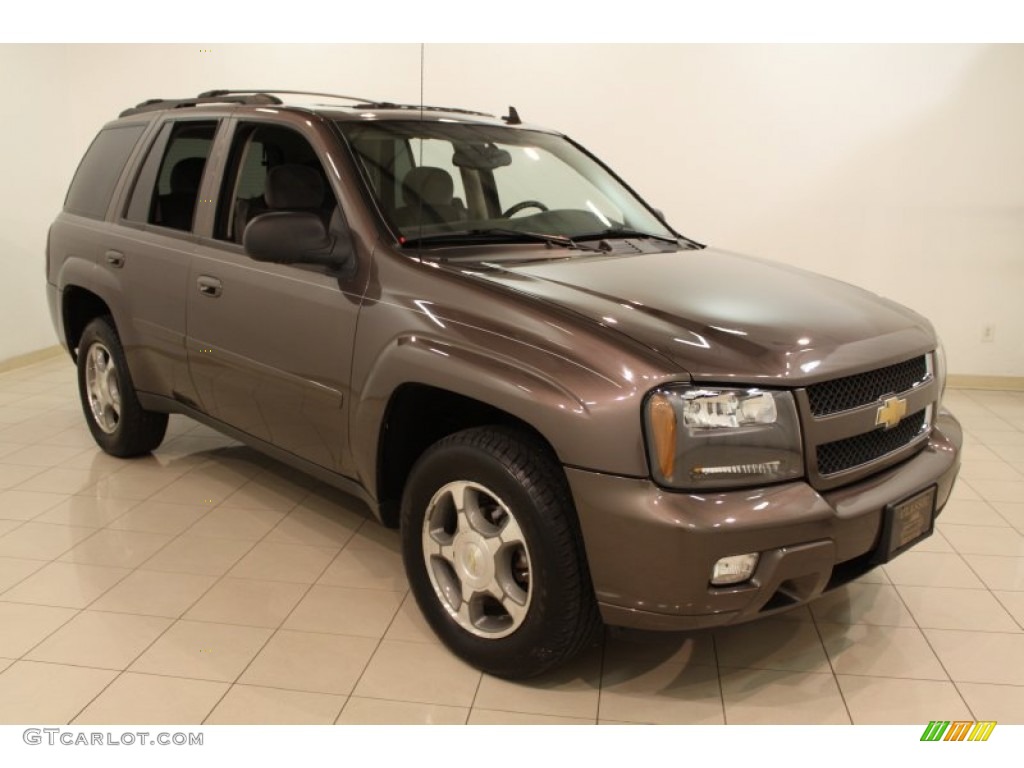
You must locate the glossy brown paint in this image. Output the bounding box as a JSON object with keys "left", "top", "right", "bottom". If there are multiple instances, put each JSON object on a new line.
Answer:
{"left": 47, "top": 101, "right": 962, "bottom": 631}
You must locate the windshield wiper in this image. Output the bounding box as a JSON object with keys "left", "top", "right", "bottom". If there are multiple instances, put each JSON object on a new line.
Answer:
{"left": 574, "top": 227, "right": 682, "bottom": 245}
{"left": 401, "top": 228, "right": 602, "bottom": 252}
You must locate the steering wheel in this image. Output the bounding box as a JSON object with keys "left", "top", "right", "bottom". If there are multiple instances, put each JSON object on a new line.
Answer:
{"left": 502, "top": 200, "right": 549, "bottom": 218}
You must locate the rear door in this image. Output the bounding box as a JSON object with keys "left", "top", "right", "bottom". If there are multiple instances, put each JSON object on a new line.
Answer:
{"left": 186, "top": 115, "right": 367, "bottom": 476}
{"left": 105, "top": 117, "right": 222, "bottom": 403}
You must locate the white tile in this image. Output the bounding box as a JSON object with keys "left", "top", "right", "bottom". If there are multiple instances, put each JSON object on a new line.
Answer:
{"left": 228, "top": 541, "right": 337, "bottom": 583}
{"left": 897, "top": 585, "right": 1020, "bottom": 632}
{"left": 714, "top": 618, "right": 830, "bottom": 672}
{"left": 962, "top": 555, "right": 1024, "bottom": 591}
{"left": 818, "top": 623, "right": 948, "bottom": 680}
{"left": 0, "top": 522, "right": 96, "bottom": 560}
{"left": 353, "top": 639, "right": 481, "bottom": 706}
{"left": 0, "top": 602, "right": 77, "bottom": 657}
{"left": 940, "top": 524, "right": 1024, "bottom": 557}
{"left": 937, "top": 499, "right": 1010, "bottom": 527}
{"left": 89, "top": 569, "right": 218, "bottom": 618}
{"left": 0, "top": 490, "right": 70, "bottom": 521}
{"left": 924, "top": 629, "right": 1024, "bottom": 685}
{"left": 206, "top": 684, "right": 345, "bottom": 724}
{"left": 599, "top": 661, "right": 723, "bottom": 725}
{"left": 27, "top": 610, "right": 172, "bottom": 670}
{"left": 130, "top": 620, "right": 272, "bottom": 682}
{"left": 74, "top": 672, "right": 228, "bottom": 725}
{"left": 0, "top": 661, "right": 117, "bottom": 724}
{"left": 883, "top": 552, "right": 986, "bottom": 589}
{"left": 59, "top": 529, "right": 173, "bottom": 568}
{"left": 106, "top": 500, "right": 208, "bottom": 535}
{"left": 338, "top": 697, "right": 467, "bottom": 725}
{"left": 720, "top": 668, "right": 850, "bottom": 724}
{"left": 810, "top": 583, "right": 916, "bottom": 627}
{"left": 838, "top": 675, "right": 971, "bottom": 724}
{"left": 1, "top": 562, "right": 130, "bottom": 608}
{"left": 186, "top": 506, "right": 285, "bottom": 541}
{"left": 283, "top": 584, "right": 403, "bottom": 637}
{"left": 0, "top": 557, "right": 46, "bottom": 592}
{"left": 474, "top": 646, "right": 601, "bottom": 719}
{"left": 185, "top": 578, "right": 307, "bottom": 628}
{"left": 240, "top": 629, "right": 377, "bottom": 695}
{"left": 957, "top": 683, "right": 1024, "bottom": 724}
{"left": 468, "top": 709, "right": 592, "bottom": 725}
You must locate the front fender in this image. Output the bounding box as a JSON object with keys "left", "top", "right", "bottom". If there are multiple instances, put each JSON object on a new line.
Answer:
{"left": 351, "top": 329, "right": 654, "bottom": 496}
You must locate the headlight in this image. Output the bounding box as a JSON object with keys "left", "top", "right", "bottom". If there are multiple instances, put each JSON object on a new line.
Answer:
{"left": 643, "top": 386, "right": 804, "bottom": 489}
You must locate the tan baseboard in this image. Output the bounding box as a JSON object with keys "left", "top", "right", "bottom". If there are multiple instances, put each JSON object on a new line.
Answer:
{"left": 948, "top": 374, "right": 1024, "bottom": 392}
{"left": 0, "top": 345, "right": 65, "bottom": 374}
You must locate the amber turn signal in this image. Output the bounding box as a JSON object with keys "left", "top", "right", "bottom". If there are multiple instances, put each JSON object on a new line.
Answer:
{"left": 648, "top": 393, "right": 677, "bottom": 480}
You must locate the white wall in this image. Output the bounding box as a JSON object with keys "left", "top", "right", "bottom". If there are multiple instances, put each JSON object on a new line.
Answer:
{"left": 2, "top": 44, "right": 1021, "bottom": 376}
{"left": 0, "top": 45, "right": 75, "bottom": 360}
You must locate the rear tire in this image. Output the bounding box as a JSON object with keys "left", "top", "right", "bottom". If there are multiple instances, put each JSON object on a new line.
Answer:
{"left": 400, "top": 426, "right": 601, "bottom": 678}
{"left": 77, "top": 316, "right": 168, "bottom": 457}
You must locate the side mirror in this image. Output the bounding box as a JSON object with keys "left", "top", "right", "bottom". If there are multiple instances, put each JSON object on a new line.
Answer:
{"left": 243, "top": 211, "right": 356, "bottom": 275}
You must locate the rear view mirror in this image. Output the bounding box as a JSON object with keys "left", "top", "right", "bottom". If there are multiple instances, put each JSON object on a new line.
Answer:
{"left": 244, "top": 211, "right": 356, "bottom": 275}
{"left": 452, "top": 143, "right": 512, "bottom": 171}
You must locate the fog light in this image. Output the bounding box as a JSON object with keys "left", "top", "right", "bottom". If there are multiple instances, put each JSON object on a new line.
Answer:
{"left": 711, "top": 553, "right": 760, "bottom": 585}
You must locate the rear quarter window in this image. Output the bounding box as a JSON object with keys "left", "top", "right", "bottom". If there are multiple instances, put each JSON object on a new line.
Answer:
{"left": 64, "top": 124, "right": 146, "bottom": 219}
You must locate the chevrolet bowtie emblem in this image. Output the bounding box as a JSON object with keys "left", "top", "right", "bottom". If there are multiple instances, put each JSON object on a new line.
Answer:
{"left": 876, "top": 396, "right": 908, "bottom": 430}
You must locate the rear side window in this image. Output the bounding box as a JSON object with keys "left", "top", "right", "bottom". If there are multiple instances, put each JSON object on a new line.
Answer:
{"left": 64, "top": 125, "right": 146, "bottom": 219}
{"left": 124, "top": 120, "right": 217, "bottom": 232}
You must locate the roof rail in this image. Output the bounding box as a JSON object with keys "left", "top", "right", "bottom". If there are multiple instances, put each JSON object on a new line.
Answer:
{"left": 119, "top": 90, "right": 498, "bottom": 120}
{"left": 119, "top": 92, "right": 282, "bottom": 117}
{"left": 198, "top": 89, "right": 387, "bottom": 105}
{"left": 197, "top": 90, "right": 496, "bottom": 118}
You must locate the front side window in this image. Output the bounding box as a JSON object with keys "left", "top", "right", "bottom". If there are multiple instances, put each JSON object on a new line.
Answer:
{"left": 338, "top": 121, "right": 675, "bottom": 245}
{"left": 215, "top": 122, "right": 338, "bottom": 244}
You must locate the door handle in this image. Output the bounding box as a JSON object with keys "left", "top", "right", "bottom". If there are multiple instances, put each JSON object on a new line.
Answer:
{"left": 105, "top": 250, "right": 125, "bottom": 268}
{"left": 197, "top": 276, "right": 223, "bottom": 297}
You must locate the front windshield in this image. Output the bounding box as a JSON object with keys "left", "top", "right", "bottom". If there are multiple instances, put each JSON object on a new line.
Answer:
{"left": 337, "top": 120, "right": 677, "bottom": 244}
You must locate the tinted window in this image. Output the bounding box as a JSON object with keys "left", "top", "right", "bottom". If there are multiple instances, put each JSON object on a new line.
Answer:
{"left": 64, "top": 125, "right": 145, "bottom": 219}
{"left": 124, "top": 122, "right": 172, "bottom": 223}
{"left": 215, "top": 123, "right": 337, "bottom": 243}
{"left": 131, "top": 121, "right": 217, "bottom": 232}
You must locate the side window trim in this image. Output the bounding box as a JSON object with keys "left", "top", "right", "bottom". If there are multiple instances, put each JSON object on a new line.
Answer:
{"left": 120, "top": 121, "right": 174, "bottom": 227}
{"left": 209, "top": 118, "right": 343, "bottom": 248}
{"left": 119, "top": 116, "right": 222, "bottom": 238}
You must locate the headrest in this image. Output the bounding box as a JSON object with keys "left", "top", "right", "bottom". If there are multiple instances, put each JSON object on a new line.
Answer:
{"left": 403, "top": 167, "right": 454, "bottom": 207}
{"left": 169, "top": 157, "right": 206, "bottom": 194}
{"left": 265, "top": 164, "right": 325, "bottom": 209}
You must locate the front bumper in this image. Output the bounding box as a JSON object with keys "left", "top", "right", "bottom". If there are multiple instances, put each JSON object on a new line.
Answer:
{"left": 568, "top": 409, "right": 962, "bottom": 630}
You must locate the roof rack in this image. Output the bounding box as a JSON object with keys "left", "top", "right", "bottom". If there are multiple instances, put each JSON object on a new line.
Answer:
{"left": 119, "top": 90, "right": 498, "bottom": 120}
{"left": 201, "top": 90, "right": 496, "bottom": 118}
{"left": 119, "top": 92, "right": 283, "bottom": 117}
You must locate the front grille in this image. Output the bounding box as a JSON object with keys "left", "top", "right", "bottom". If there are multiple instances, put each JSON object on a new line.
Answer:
{"left": 816, "top": 409, "right": 927, "bottom": 476}
{"left": 807, "top": 356, "right": 929, "bottom": 417}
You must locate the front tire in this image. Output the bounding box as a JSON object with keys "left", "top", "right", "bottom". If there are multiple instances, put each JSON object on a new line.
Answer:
{"left": 77, "top": 317, "right": 168, "bottom": 457}
{"left": 401, "top": 426, "right": 600, "bottom": 678}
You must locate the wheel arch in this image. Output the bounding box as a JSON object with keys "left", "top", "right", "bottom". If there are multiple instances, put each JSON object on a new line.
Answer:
{"left": 373, "top": 382, "right": 561, "bottom": 527}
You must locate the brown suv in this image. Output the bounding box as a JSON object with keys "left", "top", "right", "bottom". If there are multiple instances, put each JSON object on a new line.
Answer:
{"left": 47, "top": 90, "right": 962, "bottom": 678}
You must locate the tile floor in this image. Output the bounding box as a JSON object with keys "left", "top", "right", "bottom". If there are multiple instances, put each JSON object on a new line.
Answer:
{"left": 0, "top": 356, "right": 1023, "bottom": 725}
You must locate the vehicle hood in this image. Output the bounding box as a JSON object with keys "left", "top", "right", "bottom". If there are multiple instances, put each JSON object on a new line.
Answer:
{"left": 466, "top": 247, "right": 935, "bottom": 384}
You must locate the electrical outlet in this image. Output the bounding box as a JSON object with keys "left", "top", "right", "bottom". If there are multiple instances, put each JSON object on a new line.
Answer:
{"left": 982, "top": 324, "right": 996, "bottom": 343}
